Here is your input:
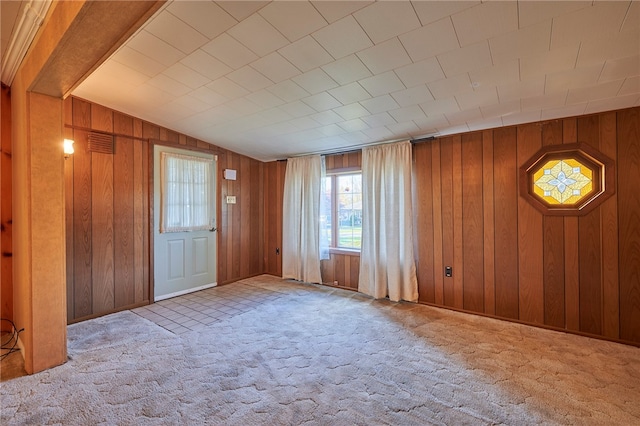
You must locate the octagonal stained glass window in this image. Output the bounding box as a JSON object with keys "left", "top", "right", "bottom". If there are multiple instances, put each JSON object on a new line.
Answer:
{"left": 520, "top": 143, "right": 615, "bottom": 216}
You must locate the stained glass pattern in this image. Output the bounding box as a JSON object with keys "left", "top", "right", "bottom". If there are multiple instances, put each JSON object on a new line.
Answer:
{"left": 532, "top": 159, "right": 593, "bottom": 205}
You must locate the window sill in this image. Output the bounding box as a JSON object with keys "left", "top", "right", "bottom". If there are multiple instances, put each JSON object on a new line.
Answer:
{"left": 328, "top": 248, "right": 360, "bottom": 256}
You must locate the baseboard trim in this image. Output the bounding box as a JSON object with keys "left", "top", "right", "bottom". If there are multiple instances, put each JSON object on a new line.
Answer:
{"left": 154, "top": 282, "right": 217, "bottom": 302}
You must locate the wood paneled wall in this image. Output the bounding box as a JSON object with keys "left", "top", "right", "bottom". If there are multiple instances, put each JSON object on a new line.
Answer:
{"left": 413, "top": 108, "right": 640, "bottom": 345}
{"left": 1, "top": 84, "right": 12, "bottom": 326}
{"left": 65, "top": 97, "right": 265, "bottom": 322}
{"left": 264, "top": 108, "right": 640, "bottom": 345}
{"left": 263, "top": 160, "right": 286, "bottom": 277}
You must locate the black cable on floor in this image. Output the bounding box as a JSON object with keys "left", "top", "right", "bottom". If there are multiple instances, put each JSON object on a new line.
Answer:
{"left": 1, "top": 318, "right": 23, "bottom": 361}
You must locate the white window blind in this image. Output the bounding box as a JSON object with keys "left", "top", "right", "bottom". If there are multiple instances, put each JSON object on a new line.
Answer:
{"left": 160, "top": 152, "right": 213, "bottom": 233}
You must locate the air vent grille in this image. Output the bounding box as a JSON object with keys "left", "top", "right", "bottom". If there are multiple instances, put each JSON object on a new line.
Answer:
{"left": 88, "top": 132, "right": 114, "bottom": 154}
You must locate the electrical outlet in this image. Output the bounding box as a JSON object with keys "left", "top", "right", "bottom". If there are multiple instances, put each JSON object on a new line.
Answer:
{"left": 445, "top": 266, "right": 452, "bottom": 277}
{"left": 275, "top": 247, "right": 280, "bottom": 255}
{"left": 226, "top": 195, "right": 236, "bottom": 204}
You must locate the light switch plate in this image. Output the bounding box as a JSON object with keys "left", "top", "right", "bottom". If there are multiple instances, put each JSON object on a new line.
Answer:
{"left": 226, "top": 195, "right": 236, "bottom": 204}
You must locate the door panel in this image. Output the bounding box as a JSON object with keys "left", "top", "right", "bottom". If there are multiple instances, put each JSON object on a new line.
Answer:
{"left": 154, "top": 146, "right": 217, "bottom": 300}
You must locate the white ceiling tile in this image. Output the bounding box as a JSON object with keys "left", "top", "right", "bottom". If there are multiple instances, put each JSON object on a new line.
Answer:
{"left": 497, "top": 78, "right": 545, "bottom": 102}
{"left": 258, "top": 108, "right": 292, "bottom": 124}
{"left": 518, "top": 1, "right": 591, "bottom": 28}
{"left": 164, "top": 62, "right": 209, "bottom": 89}
{"left": 412, "top": 1, "right": 479, "bottom": 26}
{"left": 361, "top": 112, "right": 397, "bottom": 128}
{"left": 362, "top": 126, "right": 394, "bottom": 141}
{"left": 246, "top": 89, "right": 285, "bottom": 109}
{"left": 420, "top": 97, "right": 461, "bottom": 116}
{"left": 225, "top": 98, "right": 262, "bottom": 115}
{"left": 127, "top": 30, "right": 185, "bottom": 67}
{"left": 190, "top": 86, "right": 228, "bottom": 107}
{"left": 111, "top": 46, "right": 165, "bottom": 78}
{"left": 353, "top": 1, "right": 420, "bottom": 44}
{"left": 445, "top": 108, "right": 482, "bottom": 126}
{"left": 250, "top": 52, "right": 300, "bottom": 83}
{"left": 310, "top": 110, "right": 343, "bottom": 125}
{"left": 521, "top": 92, "right": 568, "bottom": 112}
{"left": 322, "top": 54, "right": 372, "bottom": 85}
{"left": 312, "top": 15, "right": 372, "bottom": 60}
{"left": 600, "top": 55, "right": 640, "bottom": 83}
{"left": 318, "top": 123, "right": 347, "bottom": 137}
{"left": 566, "top": 79, "right": 624, "bottom": 105}
{"left": 278, "top": 36, "right": 334, "bottom": 72}
{"left": 311, "top": 1, "right": 372, "bottom": 23}
{"left": 181, "top": 50, "right": 232, "bottom": 81}
{"left": 489, "top": 20, "right": 552, "bottom": 64}
{"left": 428, "top": 74, "right": 473, "bottom": 99}
{"left": 469, "top": 60, "right": 520, "bottom": 89}
{"left": 466, "top": 116, "right": 503, "bottom": 132}
{"left": 259, "top": 1, "right": 327, "bottom": 42}
{"left": 577, "top": 31, "right": 640, "bottom": 67}
{"left": 391, "top": 85, "right": 434, "bottom": 108}
{"left": 147, "top": 74, "right": 191, "bottom": 97}
{"left": 358, "top": 71, "right": 405, "bottom": 97}
{"left": 133, "top": 80, "right": 182, "bottom": 106}
{"left": 338, "top": 118, "right": 369, "bottom": 132}
{"left": 333, "top": 103, "right": 370, "bottom": 120}
{"left": 438, "top": 41, "right": 492, "bottom": 78}
{"left": 389, "top": 106, "right": 427, "bottom": 123}
{"left": 394, "top": 58, "right": 445, "bottom": 88}
{"left": 227, "top": 14, "right": 289, "bottom": 56}
{"left": 551, "top": 2, "right": 629, "bottom": 49}
{"left": 168, "top": 1, "right": 237, "bottom": 40}
{"left": 480, "top": 99, "right": 521, "bottom": 119}
{"left": 501, "top": 110, "right": 542, "bottom": 127}
{"left": 386, "top": 121, "right": 420, "bottom": 136}
{"left": 356, "top": 38, "right": 412, "bottom": 75}
{"left": 451, "top": 1, "right": 518, "bottom": 47}
{"left": 585, "top": 92, "right": 640, "bottom": 114}
{"left": 619, "top": 75, "right": 640, "bottom": 96}
{"left": 399, "top": 18, "right": 459, "bottom": 63}
{"left": 215, "top": 1, "right": 268, "bottom": 21}
{"left": 267, "top": 80, "right": 310, "bottom": 102}
{"left": 545, "top": 64, "right": 603, "bottom": 94}
{"left": 302, "top": 92, "right": 342, "bottom": 112}
{"left": 360, "top": 95, "right": 400, "bottom": 115}
{"left": 206, "top": 77, "right": 250, "bottom": 99}
{"left": 328, "top": 82, "right": 371, "bottom": 104}
{"left": 173, "top": 94, "right": 211, "bottom": 113}
{"left": 145, "top": 11, "right": 208, "bottom": 54}
{"left": 520, "top": 44, "right": 580, "bottom": 80}
{"left": 227, "top": 65, "right": 273, "bottom": 91}
{"left": 621, "top": 0, "right": 640, "bottom": 33}
{"left": 341, "top": 131, "right": 369, "bottom": 143}
{"left": 455, "top": 86, "right": 498, "bottom": 110}
{"left": 201, "top": 34, "right": 258, "bottom": 69}
{"left": 292, "top": 68, "right": 339, "bottom": 94}
{"left": 279, "top": 101, "right": 317, "bottom": 118}
{"left": 413, "top": 114, "right": 449, "bottom": 132}
{"left": 541, "top": 103, "right": 587, "bottom": 121}
{"left": 289, "top": 116, "right": 321, "bottom": 131}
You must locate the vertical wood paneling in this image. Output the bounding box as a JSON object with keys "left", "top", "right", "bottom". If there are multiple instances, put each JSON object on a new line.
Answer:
{"left": 240, "top": 156, "right": 251, "bottom": 278}
{"left": 349, "top": 256, "right": 360, "bottom": 290}
{"left": 440, "top": 138, "right": 455, "bottom": 307}
{"left": 577, "top": 116, "right": 603, "bottom": 335}
{"left": 231, "top": 154, "right": 242, "bottom": 279}
{"left": 133, "top": 139, "right": 145, "bottom": 303}
{"left": 541, "top": 121, "right": 565, "bottom": 328}
{"left": 91, "top": 104, "right": 113, "bottom": 133}
{"left": 72, "top": 98, "right": 91, "bottom": 128}
{"left": 599, "top": 112, "right": 619, "bottom": 339}
{"left": 562, "top": 118, "right": 580, "bottom": 331}
{"left": 72, "top": 130, "right": 92, "bottom": 318}
{"left": 516, "top": 124, "right": 544, "bottom": 324}
{"left": 64, "top": 138, "right": 74, "bottom": 323}
{"left": 431, "top": 142, "right": 444, "bottom": 305}
{"left": 493, "top": 127, "right": 519, "bottom": 319}
{"left": 334, "top": 254, "right": 345, "bottom": 285}
{"left": 413, "top": 143, "right": 435, "bottom": 303}
{"left": 251, "top": 161, "right": 264, "bottom": 275}
{"left": 452, "top": 136, "right": 464, "bottom": 309}
{"left": 618, "top": 108, "right": 640, "bottom": 342}
{"left": 91, "top": 152, "right": 114, "bottom": 313}
{"left": 142, "top": 140, "right": 150, "bottom": 302}
{"left": 482, "top": 130, "right": 495, "bottom": 315}
{"left": 461, "top": 133, "right": 484, "bottom": 313}
{"left": 114, "top": 137, "right": 134, "bottom": 307}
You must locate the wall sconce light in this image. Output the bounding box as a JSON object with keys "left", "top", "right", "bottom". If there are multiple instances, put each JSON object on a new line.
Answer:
{"left": 63, "top": 138, "right": 75, "bottom": 159}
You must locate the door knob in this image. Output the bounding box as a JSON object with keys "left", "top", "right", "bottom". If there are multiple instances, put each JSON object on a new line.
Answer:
{"left": 209, "top": 227, "right": 217, "bottom": 232}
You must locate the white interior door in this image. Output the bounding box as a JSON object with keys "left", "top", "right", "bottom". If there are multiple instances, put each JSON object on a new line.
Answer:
{"left": 153, "top": 145, "right": 217, "bottom": 301}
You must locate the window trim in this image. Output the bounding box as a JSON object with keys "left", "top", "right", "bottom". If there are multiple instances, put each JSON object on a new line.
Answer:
{"left": 325, "top": 169, "right": 362, "bottom": 252}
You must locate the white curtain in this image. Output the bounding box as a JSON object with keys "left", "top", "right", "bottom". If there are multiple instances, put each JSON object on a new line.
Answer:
{"left": 160, "top": 152, "right": 213, "bottom": 233}
{"left": 358, "top": 141, "right": 418, "bottom": 302}
{"left": 282, "top": 155, "right": 327, "bottom": 283}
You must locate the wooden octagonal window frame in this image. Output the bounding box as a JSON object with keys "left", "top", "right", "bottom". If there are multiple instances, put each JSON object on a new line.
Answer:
{"left": 519, "top": 143, "right": 615, "bottom": 216}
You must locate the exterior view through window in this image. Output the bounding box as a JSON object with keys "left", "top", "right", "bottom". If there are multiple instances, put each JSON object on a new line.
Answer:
{"left": 322, "top": 173, "right": 362, "bottom": 250}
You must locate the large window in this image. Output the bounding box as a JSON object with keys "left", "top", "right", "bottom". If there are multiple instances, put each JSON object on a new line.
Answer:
{"left": 322, "top": 172, "right": 362, "bottom": 250}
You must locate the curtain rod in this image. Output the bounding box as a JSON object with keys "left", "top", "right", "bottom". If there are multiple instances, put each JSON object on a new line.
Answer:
{"left": 280, "top": 135, "right": 436, "bottom": 161}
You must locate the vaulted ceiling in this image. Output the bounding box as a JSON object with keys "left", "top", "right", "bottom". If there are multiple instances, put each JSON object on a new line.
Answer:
{"left": 9, "top": 1, "right": 640, "bottom": 161}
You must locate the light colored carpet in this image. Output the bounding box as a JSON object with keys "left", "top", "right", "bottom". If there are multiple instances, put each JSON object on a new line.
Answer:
{"left": 1, "top": 275, "right": 639, "bottom": 425}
